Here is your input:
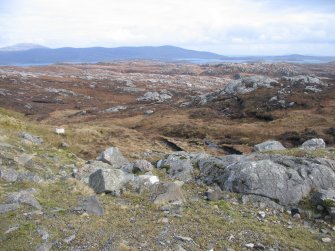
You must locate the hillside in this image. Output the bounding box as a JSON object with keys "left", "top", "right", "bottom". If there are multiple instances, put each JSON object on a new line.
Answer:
{"left": 0, "top": 61, "right": 335, "bottom": 250}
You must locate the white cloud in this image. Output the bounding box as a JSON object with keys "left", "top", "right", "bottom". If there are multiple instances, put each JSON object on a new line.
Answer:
{"left": 0, "top": 0, "right": 334, "bottom": 55}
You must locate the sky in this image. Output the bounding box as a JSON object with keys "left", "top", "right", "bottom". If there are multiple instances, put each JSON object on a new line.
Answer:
{"left": 0, "top": 0, "right": 334, "bottom": 55}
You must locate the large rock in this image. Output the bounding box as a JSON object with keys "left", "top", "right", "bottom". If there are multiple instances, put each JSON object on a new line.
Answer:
{"left": 96, "top": 147, "right": 129, "bottom": 168}
{"left": 157, "top": 152, "right": 194, "bottom": 182}
{"left": 89, "top": 169, "right": 133, "bottom": 195}
{"left": 198, "top": 153, "right": 335, "bottom": 205}
{"left": 253, "top": 140, "right": 286, "bottom": 152}
{"left": 301, "top": 138, "right": 326, "bottom": 150}
{"left": 76, "top": 160, "right": 113, "bottom": 184}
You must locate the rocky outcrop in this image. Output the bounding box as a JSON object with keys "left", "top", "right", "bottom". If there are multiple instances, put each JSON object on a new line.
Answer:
{"left": 222, "top": 76, "right": 278, "bottom": 95}
{"left": 197, "top": 153, "right": 335, "bottom": 205}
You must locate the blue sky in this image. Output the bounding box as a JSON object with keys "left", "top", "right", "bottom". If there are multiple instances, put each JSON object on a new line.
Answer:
{"left": 0, "top": 0, "right": 334, "bottom": 55}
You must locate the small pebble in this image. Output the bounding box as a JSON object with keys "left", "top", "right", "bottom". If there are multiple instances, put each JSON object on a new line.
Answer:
{"left": 321, "top": 237, "right": 332, "bottom": 243}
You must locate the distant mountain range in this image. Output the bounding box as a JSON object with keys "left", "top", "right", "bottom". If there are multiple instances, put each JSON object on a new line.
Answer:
{"left": 0, "top": 44, "right": 334, "bottom": 65}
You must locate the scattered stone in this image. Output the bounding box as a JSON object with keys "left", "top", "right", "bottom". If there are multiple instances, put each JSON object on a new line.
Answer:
{"left": 253, "top": 140, "right": 285, "bottom": 152}
{"left": 35, "top": 243, "right": 52, "bottom": 251}
{"left": 4, "top": 225, "right": 19, "bottom": 234}
{"left": 0, "top": 168, "right": 18, "bottom": 182}
{"left": 158, "top": 217, "right": 169, "bottom": 224}
{"left": 7, "top": 189, "right": 42, "bottom": 210}
{"left": 174, "top": 234, "right": 193, "bottom": 242}
{"left": 37, "top": 228, "right": 49, "bottom": 241}
{"left": 153, "top": 182, "right": 184, "bottom": 205}
{"left": 245, "top": 243, "right": 255, "bottom": 248}
{"left": 254, "top": 243, "right": 266, "bottom": 250}
{"left": 258, "top": 211, "right": 266, "bottom": 219}
{"left": 205, "top": 187, "right": 224, "bottom": 201}
{"left": 301, "top": 138, "right": 326, "bottom": 150}
{"left": 96, "top": 147, "right": 129, "bottom": 168}
{"left": 0, "top": 203, "right": 20, "bottom": 214}
{"left": 15, "top": 154, "right": 34, "bottom": 167}
{"left": 103, "top": 105, "right": 127, "bottom": 113}
{"left": 144, "top": 110, "right": 154, "bottom": 115}
{"left": 60, "top": 142, "right": 69, "bottom": 148}
{"left": 19, "top": 132, "right": 43, "bottom": 145}
{"left": 321, "top": 237, "right": 332, "bottom": 243}
{"left": 64, "top": 234, "right": 76, "bottom": 244}
{"left": 79, "top": 195, "right": 104, "bottom": 216}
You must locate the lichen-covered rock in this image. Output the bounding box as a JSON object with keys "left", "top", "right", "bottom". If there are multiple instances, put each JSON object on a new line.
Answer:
{"left": 152, "top": 182, "right": 184, "bottom": 205}
{"left": 301, "top": 138, "right": 326, "bottom": 150}
{"left": 7, "top": 189, "right": 42, "bottom": 209}
{"left": 253, "top": 140, "right": 286, "bottom": 152}
{"left": 157, "top": 152, "right": 194, "bottom": 182}
{"left": 89, "top": 168, "right": 133, "bottom": 195}
{"left": 198, "top": 153, "right": 335, "bottom": 205}
{"left": 18, "top": 132, "right": 43, "bottom": 145}
{"left": 96, "top": 147, "right": 129, "bottom": 168}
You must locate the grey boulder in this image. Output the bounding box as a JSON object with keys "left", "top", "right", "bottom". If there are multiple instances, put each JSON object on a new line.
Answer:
{"left": 19, "top": 132, "right": 43, "bottom": 145}
{"left": 253, "top": 140, "right": 286, "bottom": 152}
{"left": 301, "top": 138, "right": 326, "bottom": 150}
{"left": 96, "top": 147, "right": 129, "bottom": 168}
{"left": 89, "top": 168, "right": 133, "bottom": 195}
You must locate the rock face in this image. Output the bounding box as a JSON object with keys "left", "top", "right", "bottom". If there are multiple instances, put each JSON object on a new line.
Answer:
{"left": 253, "top": 140, "right": 286, "bottom": 152}
{"left": 301, "top": 138, "right": 326, "bottom": 150}
{"left": 137, "top": 91, "right": 172, "bottom": 102}
{"left": 96, "top": 147, "right": 129, "bottom": 168}
{"left": 198, "top": 154, "right": 335, "bottom": 205}
{"left": 89, "top": 168, "right": 133, "bottom": 194}
{"left": 157, "top": 152, "right": 194, "bottom": 182}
